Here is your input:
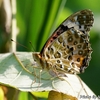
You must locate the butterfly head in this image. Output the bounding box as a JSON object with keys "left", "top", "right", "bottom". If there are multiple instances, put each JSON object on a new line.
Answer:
{"left": 33, "top": 53, "right": 46, "bottom": 69}
{"left": 33, "top": 53, "right": 41, "bottom": 63}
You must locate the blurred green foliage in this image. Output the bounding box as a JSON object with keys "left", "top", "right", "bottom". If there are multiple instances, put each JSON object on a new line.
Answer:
{"left": 0, "top": 0, "right": 100, "bottom": 99}
{"left": 17, "top": 0, "right": 65, "bottom": 52}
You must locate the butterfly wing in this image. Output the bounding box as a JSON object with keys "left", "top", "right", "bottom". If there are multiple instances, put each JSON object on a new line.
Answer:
{"left": 43, "top": 28, "right": 92, "bottom": 74}
{"left": 40, "top": 9, "right": 94, "bottom": 74}
{"left": 40, "top": 9, "right": 94, "bottom": 56}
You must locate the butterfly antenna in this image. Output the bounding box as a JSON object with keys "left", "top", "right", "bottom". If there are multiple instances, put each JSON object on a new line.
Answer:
{"left": 29, "top": 41, "right": 36, "bottom": 52}
{"left": 11, "top": 39, "right": 30, "bottom": 51}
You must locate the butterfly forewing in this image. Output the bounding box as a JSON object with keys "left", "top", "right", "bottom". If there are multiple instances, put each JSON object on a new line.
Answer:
{"left": 40, "top": 9, "right": 94, "bottom": 55}
{"left": 33, "top": 9, "right": 94, "bottom": 76}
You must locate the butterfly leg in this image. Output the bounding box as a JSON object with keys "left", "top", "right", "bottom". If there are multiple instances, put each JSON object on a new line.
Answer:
{"left": 30, "top": 65, "right": 43, "bottom": 91}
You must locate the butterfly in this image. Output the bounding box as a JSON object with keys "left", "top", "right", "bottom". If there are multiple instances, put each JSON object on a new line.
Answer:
{"left": 33, "top": 9, "right": 94, "bottom": 76}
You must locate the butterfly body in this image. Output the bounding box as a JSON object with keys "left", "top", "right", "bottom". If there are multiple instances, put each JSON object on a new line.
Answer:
{"left": 33, "top": 9, "right": 94, "bottom": 76}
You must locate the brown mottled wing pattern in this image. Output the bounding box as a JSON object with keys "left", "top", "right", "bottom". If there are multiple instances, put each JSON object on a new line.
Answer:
{"left": 40, "top": 9, "right": 94, "bottom": 74}
{"left": 40, "top": 9, "right": 93, "bottom": 56}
